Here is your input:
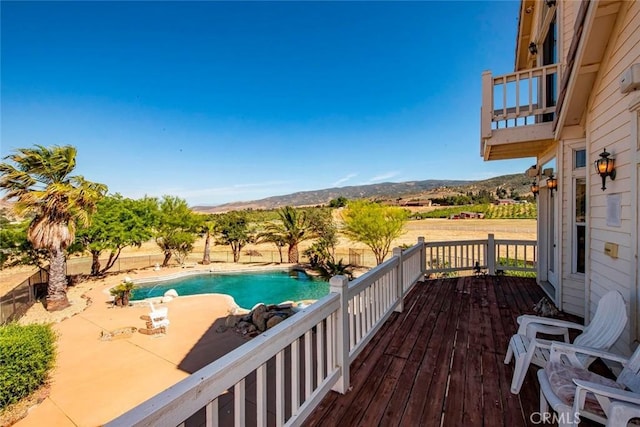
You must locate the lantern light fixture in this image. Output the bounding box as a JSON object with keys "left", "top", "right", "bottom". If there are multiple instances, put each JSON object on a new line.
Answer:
{"left": 529, "top": 42, "right": 538, "bottom": 55}
{"left": 594, "top": 148, "right": 616, "bottom": 191}
{"left": 531, "top": 181, "right": 539, "bottom": 197}
{"left": 546, "top": 175, "right": 558, "bottom": 197}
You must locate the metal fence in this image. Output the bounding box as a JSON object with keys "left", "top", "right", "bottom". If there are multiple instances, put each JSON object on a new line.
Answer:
{"left": 0, "top": 268, "right": 48, "bottom": 324}
{"left": 1, "top": 248, "right": 380, "bottom": 324}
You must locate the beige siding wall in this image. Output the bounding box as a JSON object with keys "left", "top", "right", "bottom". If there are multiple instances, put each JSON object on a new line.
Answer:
{"left": 559, "top": 140, "right": 585, "bottom": 317}
{"left": 585, "top": 1, "right": 640, "bottom": 355}
{"left": 560, "top": 0, "right": 576, "bottom": 64}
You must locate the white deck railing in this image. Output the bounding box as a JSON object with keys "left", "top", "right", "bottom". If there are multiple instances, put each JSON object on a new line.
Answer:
{"left": 481, "top": 63, "right": 561, "bottom": 138}
{"left": 425, "top": 234, "right": 537, "bottom": 276}
{"left": 107, "top": 239, "right": 426, "bottom": 427}
{"left": 107, "top": 236, "right": 535, "bottom": 426}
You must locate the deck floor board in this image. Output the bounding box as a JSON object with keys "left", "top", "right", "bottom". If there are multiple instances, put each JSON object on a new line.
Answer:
{"left": 304, "top": 276, "right": 585, "bottom": 427}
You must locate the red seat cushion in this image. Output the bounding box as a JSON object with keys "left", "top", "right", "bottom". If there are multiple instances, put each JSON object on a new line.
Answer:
{"left": 546, "top": 362, "right": 625, "bottom": 416}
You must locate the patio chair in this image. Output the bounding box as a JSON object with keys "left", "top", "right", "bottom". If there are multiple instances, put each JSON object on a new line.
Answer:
{"left": 148, "top": 301, "right": 170, "bottom": 331}
{"left": 537, "top": 341, "right": 640, "bottom": 427}
{"left": 504, "top": 290, "right": 627, "bottom": 394}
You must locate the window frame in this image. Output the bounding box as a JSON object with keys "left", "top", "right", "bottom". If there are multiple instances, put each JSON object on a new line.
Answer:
{"left": 571, "top": 147, "right": 587, "bottom": 276}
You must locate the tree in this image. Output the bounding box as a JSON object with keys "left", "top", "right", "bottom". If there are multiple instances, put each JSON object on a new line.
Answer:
{"left": 304, "top": 208, "right": 339, "bottom": 267}
{"left": 155, "top": 196, "right": 199, "bottom": 266}
{"left": 328, "top": 196, "right": 348, "bottom": 208}
{"left": 199, "top": 216, "right": 216, "bottom": 265}
{"left": 215, "top": 211, "right": 253, "bottom": 262}
{"left": 0, "top": 145, "right": 107, "bottom": 311}
{"left": 341, "top": 200, "right": 408, "bottom": 265}
{"left": 0, "top": 219, "right": 49, "bottom": 269}
{"left": 266, "top": 206, "right": 311, "bottom": 263}
{"left": 256, "top": 230, "right": 287, "bottom": 263}
{"left": 73, "top": 195, "right": 158, "bottom": 275}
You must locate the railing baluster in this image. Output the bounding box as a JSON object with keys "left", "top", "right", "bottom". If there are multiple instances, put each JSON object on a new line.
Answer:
{"left": 502, "top": 76, "right": 507, "bottom": 119}
{"left": 358, "top": 291, "right": 364, "bottom": 338}
{"left": 326, "top": 315, "right": 333, "bottom": 377}
{"left": 515, "top": 72, "right": 520, "bottom": 118}
{"left": 291, "top": 339, "right": 300, "bottom": 412}
{"left": 529, "top": 69, "right": 534, "bottom": 114}
{"left": 206, "top": 399, "right": 218, "bottom": 427}
{"left": 276, "top": 351, "right": 284, "bottom": 426}
{"left": 368, "top": 285, "right": 373, "bottom": 331}
{"left": 234, "top": 379, "right": 245, "bottom": 427}
{"left": 256, "top": 365, "right": 266, "bottom": 427}
{"left": 316, "top": 321, "right": 324, "bottom": 386}
{"left": 305, "top": 330, "right": 313, "bottom": 400}
{"left": 349, "top": 299, "right": 355, "bottom": 350}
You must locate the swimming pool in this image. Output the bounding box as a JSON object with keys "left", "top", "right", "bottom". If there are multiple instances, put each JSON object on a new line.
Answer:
{"left": 130, "top": 270, "right": 329, "bottom": 309}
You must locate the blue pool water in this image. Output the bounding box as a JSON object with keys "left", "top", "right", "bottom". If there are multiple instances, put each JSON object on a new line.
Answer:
{"left": 130, "top": 270, "right": 329, "bottom": 309}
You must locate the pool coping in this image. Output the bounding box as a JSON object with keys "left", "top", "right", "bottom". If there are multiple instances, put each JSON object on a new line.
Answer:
{"left": 130, "top": 265, "right": 292, "bottom": 285}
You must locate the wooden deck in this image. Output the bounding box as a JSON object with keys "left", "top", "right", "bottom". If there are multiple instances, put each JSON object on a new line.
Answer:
{"left": 303, "top": 275, "right": 582, "bottom": 427}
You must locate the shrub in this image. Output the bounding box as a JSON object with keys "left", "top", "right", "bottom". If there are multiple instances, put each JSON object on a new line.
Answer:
{"left": 0, "top": 323, "right": 56, "bottom": 409}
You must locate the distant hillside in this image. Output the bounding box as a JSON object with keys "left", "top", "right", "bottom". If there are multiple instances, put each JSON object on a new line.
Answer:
{"left": 193, "top": 174, "right": 532, "bottom": 213}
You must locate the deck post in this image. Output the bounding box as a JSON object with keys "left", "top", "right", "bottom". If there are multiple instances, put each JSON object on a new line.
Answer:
{"left": 481, "top": 70, "right": 493, "bottom": 140}
{"left": 330, "top": 275, "right": 350, "bottom": 394}
{"left": 393, "top": 248, "right": 404, "bottom": 313}
{"left": 418, "top": 237, "right": 426, "bottom": 274}
{"left": 487, "top": 233, "right": 496, "bottom": 275}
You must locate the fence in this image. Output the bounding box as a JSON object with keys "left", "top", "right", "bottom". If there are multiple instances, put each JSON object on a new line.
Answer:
{"left": 1, "top": 247, "right": 378, "bottom": 325}
{"left": 0, "top": 268, "right": 48, "bottom": 324}
{"left": 64, "top": 249, "right": 379, "bottom": 277}
{"left": 106, "top": 239, "right": 426, "bottom": 427}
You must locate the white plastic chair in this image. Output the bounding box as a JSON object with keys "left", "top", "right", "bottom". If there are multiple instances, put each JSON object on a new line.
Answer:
{"left": 504, "top": 290, "right": 627, "bottom": 394}
{"left": 538, "top": 341, "right": 640, "bottom": 427}
{"left": 148, "top": 301, "right": 170, "bottom": 330}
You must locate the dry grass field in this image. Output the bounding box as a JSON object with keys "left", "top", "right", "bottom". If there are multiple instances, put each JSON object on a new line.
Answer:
{"left": 111, "top": 218, "right": 536, "bottom": 257}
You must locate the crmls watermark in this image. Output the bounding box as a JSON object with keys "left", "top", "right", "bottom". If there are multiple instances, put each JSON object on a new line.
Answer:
{"left": 530, "top": 412, "right": 580, "bottom": 424}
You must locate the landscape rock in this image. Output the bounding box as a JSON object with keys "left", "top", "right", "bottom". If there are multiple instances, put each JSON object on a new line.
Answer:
{"left": 252, "top": 304, "right": 268, "bottom": 331}
{"left": 164, "top": 289, "right": 178, "bottom": 298}
{"left": 234, "top": 303, "right": 296, "bottom": 336}
{"left": 266, "top": 315, "right": 284, "bottom": 329}
{"left": 225, "top": 314, "right": 240, "bottom": 328}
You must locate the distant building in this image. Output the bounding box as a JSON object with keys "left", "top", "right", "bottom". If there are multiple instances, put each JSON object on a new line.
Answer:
{"left": 494, "top": 199, "right": 516, "bottom": 205}
{"left": 460, "top": 211, "right": 485, "bottom": 219}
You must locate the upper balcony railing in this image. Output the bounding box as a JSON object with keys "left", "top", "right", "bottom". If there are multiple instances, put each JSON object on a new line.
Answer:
{"left": 108, "top": 235, "right": 535, "bottom": 427}
{"left": 481, "top": 64, "right": 561, "bottom": 159}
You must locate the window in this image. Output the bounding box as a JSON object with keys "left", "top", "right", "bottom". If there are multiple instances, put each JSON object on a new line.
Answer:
{"left": 574, "top": 149, "right": 586, "bottom": 169}
{"left": 574, "top": 178, "right": 586, "bottom": 274}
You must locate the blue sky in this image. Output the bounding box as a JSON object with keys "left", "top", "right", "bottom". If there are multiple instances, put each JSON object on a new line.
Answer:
{"left": 1, "top": 1, "right": 531, "bottom": 206}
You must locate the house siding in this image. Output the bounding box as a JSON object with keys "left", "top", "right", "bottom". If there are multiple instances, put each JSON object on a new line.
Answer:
{"left": 559, "top": 140, "right": 585, "bottom": 317}
{"left": 584, "top": 0, "right": 640, "bottom": 356}
{"left": 561, "top": 0, "right": 576, "bottom": 67}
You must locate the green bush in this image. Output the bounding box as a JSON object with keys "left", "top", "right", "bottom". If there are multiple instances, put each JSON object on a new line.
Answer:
{"left": 0, "top": 323, "right": 56, "bottom": 409}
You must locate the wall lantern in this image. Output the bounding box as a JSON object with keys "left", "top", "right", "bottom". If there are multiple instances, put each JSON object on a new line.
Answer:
{"left": 546, "top": 175, "right": 558, "bottom": 196}
{"left": 531, "top": 181, "right": 539, "bottom": 197}
{"left": 594, "top": 148, "right": 616, "bottom": 191}
{"left": 529, "top": 42, "right": 538, "bottom": 55}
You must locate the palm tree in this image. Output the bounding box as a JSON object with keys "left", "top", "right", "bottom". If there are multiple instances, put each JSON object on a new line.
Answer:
{"left": 0, "top": 145, "right": 107, "bottom": 311}
{"left": 200, "top": 217, "right": 216, "bottom": 265}
{"left": 266, "top": 206, "right": 311, "bottom": 263}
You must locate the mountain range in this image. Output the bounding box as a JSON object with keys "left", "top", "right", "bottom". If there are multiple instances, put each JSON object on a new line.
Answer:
{"left": 192, "top": 173, "right": 532, "bottom": 213}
